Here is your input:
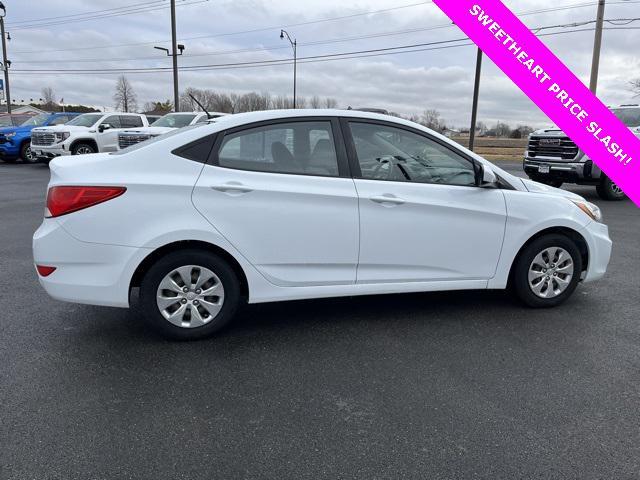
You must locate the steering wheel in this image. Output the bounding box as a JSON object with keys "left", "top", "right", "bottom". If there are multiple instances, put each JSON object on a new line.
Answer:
{"left": 371, "top": 155, "right": 397, "bottom": 180}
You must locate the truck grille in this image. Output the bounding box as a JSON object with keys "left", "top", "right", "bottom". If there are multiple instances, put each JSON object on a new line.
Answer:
{"left": 527, "top": 136, "right": 579, "bottom": 160}
{"left": 118, "top": 133, "right": 153, "bottom": 150}
{"left": 31, "top": 131, "right": 56, "bottom": 146}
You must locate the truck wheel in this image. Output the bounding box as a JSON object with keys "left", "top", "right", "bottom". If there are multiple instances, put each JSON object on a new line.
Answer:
{"left": 72, "top": 143, "right": 96, "bottom": 155}
{"left": 139, "top": 249, "right": 241, "bottom": 340}
{"left": 596, "top": 177, "right": 625, "bottom": 201}
{"left": 20, "top": 141, "right": 37, "bottom": 163}
{"left": 513, "top": 234, "right": 582, "bottom": 308}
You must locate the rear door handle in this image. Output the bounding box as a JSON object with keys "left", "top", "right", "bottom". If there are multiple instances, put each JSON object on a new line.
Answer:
{"left": 210, "top": 182, "right": 253, "bottom": 194}
{"left": 369, "top": 194, "right": 405, "bottom": 206}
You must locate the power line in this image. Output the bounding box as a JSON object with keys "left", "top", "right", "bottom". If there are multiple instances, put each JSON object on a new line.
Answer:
{"left": 7, "top": 0, "right": 210, "bottom": 31}
{"left": 14, "top": 0, "right": 639, "bottom": 55}
{"left": 6, "top": 0, "right": 165, "bottom": 26}
{"left": 11, "top": 16, "right": 639, "bottom": 66}
{"left": 9, "top": 26, "right": 630, "bottom": 75}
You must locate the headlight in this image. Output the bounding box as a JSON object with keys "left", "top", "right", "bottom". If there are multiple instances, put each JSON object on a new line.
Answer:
{"left": 54, "top": 132, "right": 70, "bottom": 143}
{"left": 572, "top": 200, "right": 602, "bottom": 222}
{"left": 5, "top": 132, "right": 16, "bottom": 138}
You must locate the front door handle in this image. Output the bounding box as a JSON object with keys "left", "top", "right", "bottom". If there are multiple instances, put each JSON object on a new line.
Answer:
{"left": 210, "top": 182, "right": 253, "bottom": 195}
{"left": 369, "top": 194, "right": 405, "bottom": 206}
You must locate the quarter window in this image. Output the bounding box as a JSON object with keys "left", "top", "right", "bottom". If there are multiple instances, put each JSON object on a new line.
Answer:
{"left": 217, "top": 121, "right": 339, "bottom": 177}
{"left": 348, "top": 122, "right": 476, "bottom": 186}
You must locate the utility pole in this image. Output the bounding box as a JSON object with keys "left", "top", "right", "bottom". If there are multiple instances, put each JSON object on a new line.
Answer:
{"left": 589, "top": 0, "right": 606, "bottom": 94}
{"left": 0, "top": 2, "right": 11, "bottom": 114}
{"left": 469, "top": 47, "right": 483, "bottom": 151}
{"left": 170, "top": 0, "right": 179, "bottom": 111}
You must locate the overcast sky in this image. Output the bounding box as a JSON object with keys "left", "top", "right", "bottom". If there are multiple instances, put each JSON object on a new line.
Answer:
{"left": 3, "top": 0, "right": 640, "bottom": 127}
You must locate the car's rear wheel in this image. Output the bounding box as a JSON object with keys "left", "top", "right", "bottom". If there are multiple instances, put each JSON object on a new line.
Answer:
{"left": 20, "top": 141, "right": 37, "bottom": 163}
{"left": 139, "top": 250, "right": 241, "bottom": 340}
{"left": 72, "top": 143, "right": 96, "bottom": 155}
{"left": 596, "top": 176, "right": 625, "bottom": 201}
{"left": 513, "top": 234, "right": 582, "bottom": 308}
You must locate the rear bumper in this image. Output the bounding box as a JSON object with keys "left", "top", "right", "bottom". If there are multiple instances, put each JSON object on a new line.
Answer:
{"left": 33, "top": 219, "right": 149, "bottom": 308}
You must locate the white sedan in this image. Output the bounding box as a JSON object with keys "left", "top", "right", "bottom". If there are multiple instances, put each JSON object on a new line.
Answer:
{"left": 33, "top": 109, "right": 612, "bottom": 339}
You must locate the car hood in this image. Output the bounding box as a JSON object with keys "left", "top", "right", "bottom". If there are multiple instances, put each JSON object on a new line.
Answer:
{"left": 33, "top": 125, "right": 91, "bottom": 133}
{"left": 120, "top": 126, "right": 175, "bottom": 135}
{"left": 520, "top": 178, "right": 584, "bottom": 201}
{"left": 533, "top": 125, "right": 640, "bottom": 137}
{"left": 0, "top": 125, "right": 33, "bottom": 134}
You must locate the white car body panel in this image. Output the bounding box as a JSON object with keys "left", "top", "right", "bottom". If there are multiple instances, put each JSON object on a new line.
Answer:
{"left": 32, "top": 109, "right": 612, "bottom": 308}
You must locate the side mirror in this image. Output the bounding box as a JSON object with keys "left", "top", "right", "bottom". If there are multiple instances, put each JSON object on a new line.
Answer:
{"left": 98, "top": 123, "right": 111, "bottom": 133}
{"left": 475, "top": 161, "right": 498, "bottom": 187}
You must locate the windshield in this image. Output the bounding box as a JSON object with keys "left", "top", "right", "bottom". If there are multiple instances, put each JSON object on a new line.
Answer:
{"left": 111, "top": 123, "right": 206, "bottom": 155}
{"left": 151, "top": 114, "right": 197, "bottom": 128}
{"left": 610, "top": 107, "right": 640, "bottom": 127}
{"left": 66, "top": 113, "right": 103, "bottom": 127}
{"left": 20, "top": 113, "right": 50, "bottom": 127}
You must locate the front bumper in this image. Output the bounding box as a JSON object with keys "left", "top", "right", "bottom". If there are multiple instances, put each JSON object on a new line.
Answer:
{"left": 523, "top": 157, "right": 593, "bottom": 182}
{"left": 31, "top": 143, "right": 71, "bottom": 159}
{"left": 33, "top": 218, "right": 150, "bottom": 308}
{"left": 581, "top": 221, "right": 612, "bottom": 283}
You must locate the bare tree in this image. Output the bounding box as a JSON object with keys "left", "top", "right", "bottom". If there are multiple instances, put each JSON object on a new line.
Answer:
{"left": 630, "top": 79, "right": 640, "bottom": 96}
{"left": 113, "top": 75, "right": 138, "bottom": 112}
{"left": 309, "top": 95, "right": 322, "bottom": 109}
{"left": 420, "top": 109, "right": 445, "bottom": 132}
{"left": 324, "top": 97, "right": 338, "bottom": 109}
{"left": 41, "top": 87, "right": 57, "bottom": 110}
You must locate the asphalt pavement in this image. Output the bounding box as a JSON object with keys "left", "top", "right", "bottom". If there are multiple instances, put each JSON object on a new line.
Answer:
{"left": 1, "top": 161, "right": 639, "bottom": 479}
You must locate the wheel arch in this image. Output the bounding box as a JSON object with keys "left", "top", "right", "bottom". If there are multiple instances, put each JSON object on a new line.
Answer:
{"left": 129, "top": 240, "right": 249, "bottom": 300}
{"left": 70, "top": 138, "right": 98, "bottom": 153}
{"left": 507, "top": 226, "right": 589, "bottom": 285}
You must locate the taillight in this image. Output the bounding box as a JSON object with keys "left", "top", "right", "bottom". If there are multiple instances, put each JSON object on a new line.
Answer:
{"left": 36, "top": 265, "right": 56, "bottom": 277}
{"left": 46, "top": 186, "right": 126, "bottom": 218}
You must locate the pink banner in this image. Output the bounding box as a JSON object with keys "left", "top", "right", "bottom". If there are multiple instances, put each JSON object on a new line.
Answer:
{"left": 433, "top": 0, "right": 640, "bottom": 207}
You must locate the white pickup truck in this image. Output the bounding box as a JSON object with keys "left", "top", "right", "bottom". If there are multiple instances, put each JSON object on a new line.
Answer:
{"left": 117, "top": 111, "right": 225, "bottom": 150}
{"left": 523, "top": 104, "right": 640, "bottom": 200}
{"left": 31, "top": 112, "right": 150, "bottom": 160}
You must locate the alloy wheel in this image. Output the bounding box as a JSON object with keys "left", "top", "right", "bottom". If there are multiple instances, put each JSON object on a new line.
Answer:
{"left": 75, "top": 146, "right": 94, "bottom": 155}
{"left": 155, "top": 265, "right": 225, "bottom": 328}
{"left": 528, "top": 247, "right": 574, "bottom": 298}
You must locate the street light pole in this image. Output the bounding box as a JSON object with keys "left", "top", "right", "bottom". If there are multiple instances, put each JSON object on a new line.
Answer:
{"left": 170, "top": 0, "right": 179, "bottom": 111}
{"left": 469, "top": 47, "right": 483, "bottom": 151}
{"left": 589, "top": 0, "right": 606, "bottom": 94}
{"left": 280, "top": 29, "right": 297, "bottom": 108}
{"left": 0, "top": 2, "right": 11, "bottom": 114}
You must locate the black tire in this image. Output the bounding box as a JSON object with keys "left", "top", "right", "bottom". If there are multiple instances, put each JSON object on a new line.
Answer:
{"left": 71, "top": 143, "right": 96, "bottom": 155}
{"left": 512, "top": 234, "right": 582, "bottom": 308}
{"left": 20, "top": 141, "right": 37, "bottom": 163}
{"left": 139, "top": 249, "right": 241, "bottom": 340}
{"left": 596, "top": 176, "right": 625, "bottom": 201}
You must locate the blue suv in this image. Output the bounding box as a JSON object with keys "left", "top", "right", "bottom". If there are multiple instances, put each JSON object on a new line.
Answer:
{"left": 0, "top": 112, "right": 81, "bottom": 163}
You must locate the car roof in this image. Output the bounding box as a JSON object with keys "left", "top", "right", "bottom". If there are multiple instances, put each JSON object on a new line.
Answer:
{"left": 210, "top": 108, "right": 414, "bottom": 130}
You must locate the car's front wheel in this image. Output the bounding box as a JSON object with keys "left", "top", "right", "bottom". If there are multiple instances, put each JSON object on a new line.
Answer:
{"left": 596, "top": 176, "right": 625, "bottom": 201}
{"left": 72, "top": 143, "right": 96, "bottom": 155}
{"left": 20, "top": 141, "right": 37, "bottom": 163}
{"left": 139, "top": 250, "right": 241, "bottom": 340}
{"left": 513, "top": 234, "right": 582, "bottom": 308}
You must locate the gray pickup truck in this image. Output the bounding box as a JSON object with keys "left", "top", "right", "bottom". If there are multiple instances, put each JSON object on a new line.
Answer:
{"left": 523, "top": 104, "right": 640, "bottom": 200}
